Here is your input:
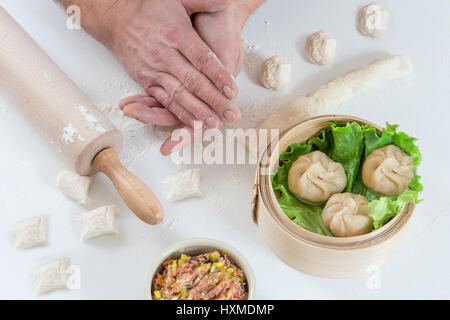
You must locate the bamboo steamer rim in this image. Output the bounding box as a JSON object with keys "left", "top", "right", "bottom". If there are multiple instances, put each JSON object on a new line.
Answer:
{"left": 257, "top": 114, "right": 415, "bottom": 250}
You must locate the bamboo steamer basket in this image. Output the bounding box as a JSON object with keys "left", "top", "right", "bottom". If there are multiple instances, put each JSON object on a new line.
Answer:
{"left": 252, "top": 115, "right": 415, "bottom": 278}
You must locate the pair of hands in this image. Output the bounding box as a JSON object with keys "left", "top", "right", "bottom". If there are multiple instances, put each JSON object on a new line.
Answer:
{"left": 73, "top": 0, "right": 256, "bottom": 155}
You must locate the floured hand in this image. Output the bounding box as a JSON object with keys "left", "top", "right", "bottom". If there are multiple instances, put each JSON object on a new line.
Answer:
{"left": 121, "top": 1, "right": 259, "bottom": 155}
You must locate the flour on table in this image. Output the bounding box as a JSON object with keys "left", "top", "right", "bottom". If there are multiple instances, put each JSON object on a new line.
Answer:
{"left": 34, "top": 259, "right": 71, "bottom": 294}
{"left": 98, "top": 102, "right": 124, "bottom": 118}
{"left": 208, "top": 167, "right": 244, "bottom": 191}
{"left": 119, "top": 117, "right": 159, "bottom": 167}
{"left": 98, "top": 97, "right": 177, "bottom": 168}
{"left": 244, "top": 47, "right": 263, "bottom": 70}
{"left": 208, "top": 178, "right": 244, "bottom": 216}
{"left": 264, "top": 20, "right": 271, "bottom": 33}
{"left": 206, "top": 167, "right": 245, "bottom": 215}
{"left": 156, "top": 210, "right": 180, "bottom": 234}
{"left": 243, "top": 38, "right": 260, "bottom": 50}
{"left": 77, "top": 80, "right": 88, "bottom": 88}
{"left": 76, "top": 205, "right": 118, "bottom": 241}
{"left": 209, "top": 191, "right": 240, "bottom": 215}
{"left": 11, "top": 216, "right": 48, "bottom": 249}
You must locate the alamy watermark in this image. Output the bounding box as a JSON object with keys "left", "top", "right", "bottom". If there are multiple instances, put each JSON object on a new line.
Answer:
{"left": 366, "top": 265, "right": 381, "bottom": 290}
{"left": 168, "top": 121, "right": 279, "bottom": 174}
{"left": 67, "top": 264, "right": 81, "bottom": 290}
{"left": 66, "top": 5, "right": 81, "bottom": 30}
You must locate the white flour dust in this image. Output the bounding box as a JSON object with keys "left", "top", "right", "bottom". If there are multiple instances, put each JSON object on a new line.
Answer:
{"left": 62, "top": 123, "right": 85, "bottom": 144}
{"left": 98, "top": 100, "right": 175, "bottom": 168}
{"left": 78, "top": 105, "right": 106, "bottom": 133}
{"left": 155, "top": 209, "right": 180, "bottom": 234}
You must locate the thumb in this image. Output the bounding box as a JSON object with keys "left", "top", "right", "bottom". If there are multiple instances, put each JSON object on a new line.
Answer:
{"left": 182, "top": 0, "right": 231, "bottom": 15}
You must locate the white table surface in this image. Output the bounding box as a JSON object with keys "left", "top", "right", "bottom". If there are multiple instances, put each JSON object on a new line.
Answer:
{"left": 0, "top": 0, "right": 449, "bottom": 300}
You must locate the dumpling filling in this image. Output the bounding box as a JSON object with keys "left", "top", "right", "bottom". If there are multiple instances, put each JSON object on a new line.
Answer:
{"left": 152, "top": 251, "right": 248, "bottom": 300}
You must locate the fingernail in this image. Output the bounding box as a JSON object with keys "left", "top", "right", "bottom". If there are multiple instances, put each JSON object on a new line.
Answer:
{"left": 224, "top": 109, "right": 236, "bottom": 123}
{"left": 206, "top": 117, "right": 219, "bottom": 128}
{"left": 224, "top": 85, "right": 236, "bottom": 100}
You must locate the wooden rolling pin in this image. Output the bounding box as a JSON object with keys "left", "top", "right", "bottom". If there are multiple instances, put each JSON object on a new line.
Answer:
{"left": 0, "top": 7, "right": 163, "bottom": 225}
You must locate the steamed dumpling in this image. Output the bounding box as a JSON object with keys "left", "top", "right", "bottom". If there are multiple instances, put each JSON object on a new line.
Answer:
{"left": 322, "top": 193, "right": 372, "bottom": 237}
{"left": 362, "top": 145, "right": 413, "bottom": 196}
{"left": 288, "top": 151, "right": 347, "bottom": 204}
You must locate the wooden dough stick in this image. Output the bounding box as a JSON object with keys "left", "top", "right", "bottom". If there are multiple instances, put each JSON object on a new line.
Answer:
{"left": 93, "top": 148, "right": 163, "bottom": 225}
{"left": 0, "top": 7, "right": 163, "bottom": 225}
{"left": 258, "top": 55, "right": 413, "bottom": 132}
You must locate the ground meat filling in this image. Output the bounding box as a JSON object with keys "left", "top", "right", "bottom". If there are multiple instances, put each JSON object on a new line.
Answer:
{"left": 152, "top": 251, "right": 248, "bottom": 300}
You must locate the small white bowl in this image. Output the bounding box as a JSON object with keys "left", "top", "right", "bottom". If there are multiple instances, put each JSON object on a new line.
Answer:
{"left": 144, "top": 238, "right": 255, "bottom": 300}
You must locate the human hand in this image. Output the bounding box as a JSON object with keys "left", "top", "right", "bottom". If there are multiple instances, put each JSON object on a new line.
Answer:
{"left": 193, "top": 3, "right": 248, "bottom": 77}
{"left": 64, "top": 0, "right": 242, "bottom": 130}
{"left": 121, "top": 1, "right": 260, "bottom": 155}
{"left": 156, "top": 3, "right": 249, "bottom": 154}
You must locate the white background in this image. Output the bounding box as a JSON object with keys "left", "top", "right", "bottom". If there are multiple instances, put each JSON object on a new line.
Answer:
{"left": 0, "top": 0, "right": 449, "bottom": 299}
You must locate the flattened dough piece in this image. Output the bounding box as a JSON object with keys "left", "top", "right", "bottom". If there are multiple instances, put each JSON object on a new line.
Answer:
{"left": 11, "top": 216, "right": 48, "bottom": 249}
{"left": 57, "top": 170, "right": 91, "bottom": 204}
{"left": 258, "top": 55, "right": 412, "bottom": 132}
{"left": 34, "top": 259, "right": 70, "bottom": 294}
{"left": 162, "top": 168, "right": 203, "bottom": 202}
{"left": 76, "top": 205, "right": 118, "bottom": 241}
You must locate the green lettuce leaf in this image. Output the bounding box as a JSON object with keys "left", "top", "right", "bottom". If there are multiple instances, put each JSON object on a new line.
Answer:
{"left": 355, "top": 123, "right": 423, "bottom": 228}
{"left": 329, "top": 122, "right": 364, "bottom": 191}
{"left": 351, "top": 175, "right": 379, "bottom": 202}
{"left": 271, "top": 129, "right": 333, "bottom": 236}
{"left": 273, "top": 183, "right": 334, "bottom": 236}
{"left": 369, "top": 190, "right": 421, "bottom": 229}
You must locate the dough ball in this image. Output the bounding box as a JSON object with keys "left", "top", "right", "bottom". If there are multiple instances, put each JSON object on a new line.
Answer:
{"left": 306, "top": 30, "right": 336, "bottom": 65}
{"left": 322, "top": 193, "right": 372, "bottom": 237}
{"left": 259, "top": 56, "right": 291, "bottom": 90}
{"left": 358, "top": 2, "right": 389, "bottom": 38}
{"left": 288, "top": 151, "right": 347, "bottom": 204}
{"left": 362, "top": 145, "right": 414, "bottom": 196}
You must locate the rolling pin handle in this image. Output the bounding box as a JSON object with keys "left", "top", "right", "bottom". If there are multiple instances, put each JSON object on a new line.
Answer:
{"left": 93, "top": 148, "right": 164, "bottom": 225}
